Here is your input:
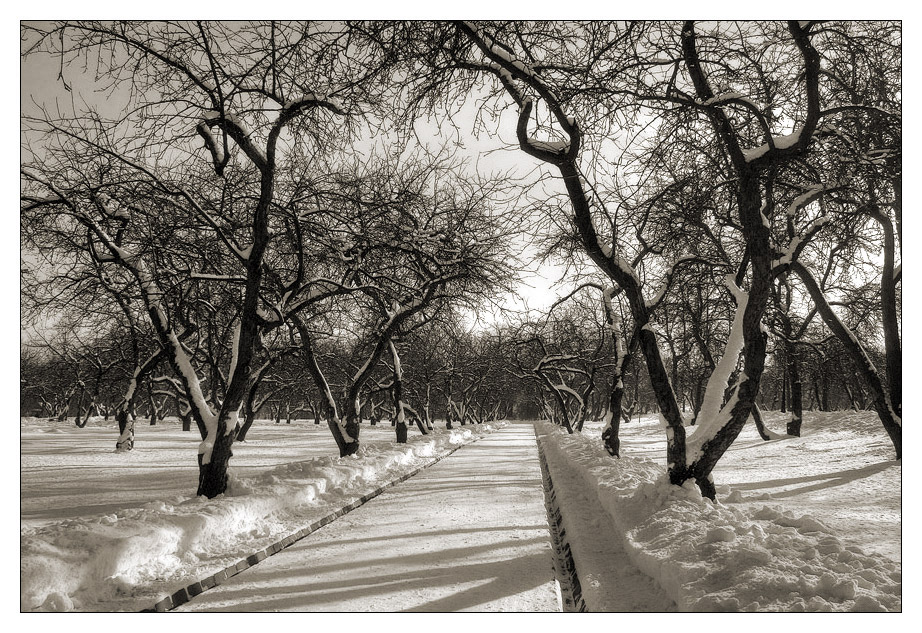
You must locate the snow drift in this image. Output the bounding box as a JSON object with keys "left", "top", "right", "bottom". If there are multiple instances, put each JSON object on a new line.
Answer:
{"left": 535, "top": 419, "right": 901, "bottom": 612}
{"left": 20, "top": 424, "right": 495, "bottom": 612}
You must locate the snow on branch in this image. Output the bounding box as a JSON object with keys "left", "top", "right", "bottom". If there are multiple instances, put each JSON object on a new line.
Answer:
{"left": 526, "top": 138, "right": 571, "bottom": 154}
{"left": 225, "top": 320, "right": 242, "bottom": 392}
{"left": 742, "top": 127, "right": 804, "bottom": 163}
{"left": 458, "top": 21, "right": 578, "bottom": 160}
{"left": 199, "top": 110, "right": 267, "bottom": 171}
{"left": 196, "top": 120, "right": 228, "bottom": 175}
{"left": 537, "top": 353, "right": 581, "bottom": 368}
{"left": 282, "top": 93, "right": 346, "bottom": 117}
{"left": 594, "top": 236, "right": 641, "bottom": 285}
{"left": 785, "top": 184, "right": 828, "bottom": 217}
{"left": 773, "top": 215, "right": 831, "bottom": 269}
{"left": 94, "top": 193, "right": 131, "bottom": 220}
{"left": 189, "top": 273, "right": 248, "bottom": 283}
{"left": 697, "top": 92, "right": 774, "bottom": 142}
{"left": 685, "top": 276, "right": 748, "bottom": 464}
{"left": 553, "top": 382, "right": 584, "bottom": 405}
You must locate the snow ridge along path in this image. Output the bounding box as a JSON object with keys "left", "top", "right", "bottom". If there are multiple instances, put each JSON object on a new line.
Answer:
{"left": 21, "top": 421, "right": 500, "bottom": 612}
{"left": 536, "top": 441, "right": 585, "bottom": 612}
{"left": 143, "top": 434, "right": 477, "bottom": 612}
{"left": 176, "top": 422, "right": 560, "bottom": 612}
{"left": 535, "top": 431, "right": 676, "bottom": 612}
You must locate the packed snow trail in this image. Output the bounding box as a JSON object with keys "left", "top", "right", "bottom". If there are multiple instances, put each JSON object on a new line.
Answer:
{"left": 536, "top": 437, "right": 676, "bottom": 611}
{"left": 176, "top": 422, "right": 560, "bottom": 612}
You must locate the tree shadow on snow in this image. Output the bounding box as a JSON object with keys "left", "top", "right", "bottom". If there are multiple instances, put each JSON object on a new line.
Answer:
{"left": 729, "top": 460, "right": 898, "bottom": 499}
{"left": 183, "top": 536, "right": 554, "bottom": 612}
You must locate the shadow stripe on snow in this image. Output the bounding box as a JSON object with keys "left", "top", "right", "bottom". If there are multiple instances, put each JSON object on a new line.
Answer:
{"left": 142, "top": 435, "right": 484, "bottom": 613}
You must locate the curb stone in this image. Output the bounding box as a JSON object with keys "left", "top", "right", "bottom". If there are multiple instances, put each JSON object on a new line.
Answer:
{"left": 534, "top": 427, "right": 587, "bottom": 613}
{"left": 142, "top": 430, "right": 488, "bottom": 612}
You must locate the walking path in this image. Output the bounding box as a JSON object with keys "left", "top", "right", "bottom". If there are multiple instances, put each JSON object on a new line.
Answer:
{"left": 176, "top": 422, "right": 559, "bottom": 612}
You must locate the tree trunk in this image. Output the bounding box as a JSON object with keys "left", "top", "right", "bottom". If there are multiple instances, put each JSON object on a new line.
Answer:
{"left": 751, "top": 401, "right": 771, "bottom": 441}
{"left": 423, "top": 384, "right": 433, "bottom": 430}
{"left": 236, "top": 407, "right": 256, "bottom": 441}
{"left": 601, "top": 331, "right": 636, "bottom": 457}
{"left": 786, "top": 345, "right": 803, "bottom": 437}
{"left": 57, "top": 390, "right": 74, "bottom": 422}
{"left": 602, "top": 382, "right": 625, "bottom": 457}
{"left": 336, "top": 398, "right": 362, "bottom": 457}
{"left": 390, "top": 341, "right": 411, "bottom": 444}
{"left": 821, "top": 373, "right": 829, "bottom": 411}
{"left": 196, "top": 410, "right": 236, "bottom": 498}
{"left": 869, "top": 208, "right": 901, "bottom": 418}
{"left": 293, "top": 315, "right": 359, "bottom": 457}
{"left": 791, "top": 261, "right": 901, "bottom": 458}
{"left": 445, "top": 377, "right": 454, "bottom": 429}
{"left": 74, "top": 389, "right": 88, "bottom": 428}
{"left": 842, "top": 380, "right": 864, "bottom": 411}
{"left": 236, "top": 378, "right": 260, "bottom": 442}
{"left": 691, "top": 175, "right": 773, "bottom": 498}
{"left": 115, "top": 409, "right": 135, "bottom": 451}
{"left": 780, "top": 360, "right": 788, "bottom": 413}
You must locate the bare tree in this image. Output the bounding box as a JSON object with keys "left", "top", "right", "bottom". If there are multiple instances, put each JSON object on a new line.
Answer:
{"left": 376, "top": 20, "right": 880, "bottom": 497}
{"left": 22, "top": 20, "right": 386, "bottom": 496}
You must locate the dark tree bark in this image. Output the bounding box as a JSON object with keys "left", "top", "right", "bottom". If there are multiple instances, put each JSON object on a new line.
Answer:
{"left": 445, "top": 377, "right": 454, "bottom": 429}
{"left": 751, "top": 402, "right": 771, "bottom": 441}
{"left": 115, "top": 349, "right": 165, "bottom": 451}
{"left": 786, "top": 349, "right": 803, "bottom": 437}
{"left": 868, "top": 208, "right": 901, "bottom": 418}
{"left": 235, "top": 377, "right": 262, "bottom": 442}
{"left": 390, "top": 341, "right": 409, "bottom": 444}
{"left": 74, "top": 389, "right": 88, "bottom": 428}
{"left": 115, "top": 410, "right": 136, "bottom": 451}
{"left": 148, "top": 385, "right": 163, "bottom": 426}
{"left": 790, "top": 261, "right": 901, "bottom": 458}
{"left": 602, "top": 328, "right": 638, "bottom": 458}
{"left": 292, "top": 315, "right": 360, "bottom": 457}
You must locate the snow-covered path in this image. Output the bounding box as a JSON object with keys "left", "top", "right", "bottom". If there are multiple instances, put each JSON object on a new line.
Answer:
{"left": 176, "top": 422, "right": 560, "bottom": 612}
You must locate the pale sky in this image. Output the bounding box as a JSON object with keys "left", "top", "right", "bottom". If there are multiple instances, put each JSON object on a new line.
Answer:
{"left": 15, "top": 10, "right": 913, "bottom": 332}
{"left": 17, "top": 20, "right": 573, "bottom": 343}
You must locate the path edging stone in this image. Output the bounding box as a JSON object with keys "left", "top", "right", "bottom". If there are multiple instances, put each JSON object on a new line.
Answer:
{"left": 143, "top": 432, "right": 486, "bottom": 612}
{"left": 534, "top": 428, "right": 587, "bottom": 613}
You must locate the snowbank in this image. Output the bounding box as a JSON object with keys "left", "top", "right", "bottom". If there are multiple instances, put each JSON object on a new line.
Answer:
{"left": 20, "top": 424, "right": 498, "bottom": 612}
{"left": 535, "top": 420, "right": 901, "bottom": 612}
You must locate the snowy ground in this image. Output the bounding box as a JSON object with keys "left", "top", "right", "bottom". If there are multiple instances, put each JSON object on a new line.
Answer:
{"left": 20, "top": 416, "right": 499, "bottom": 612}
{"left": 19, "top": 410, "right": 901, "bottom": 613}
{"left": 587, "top": 410, "right": 901, "bottom": 564}
{"left": 175, "top": 423, "right": 558, "bottom": 612}
{"left": 539, "top": 410, "right": 901, "bottom": 611}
